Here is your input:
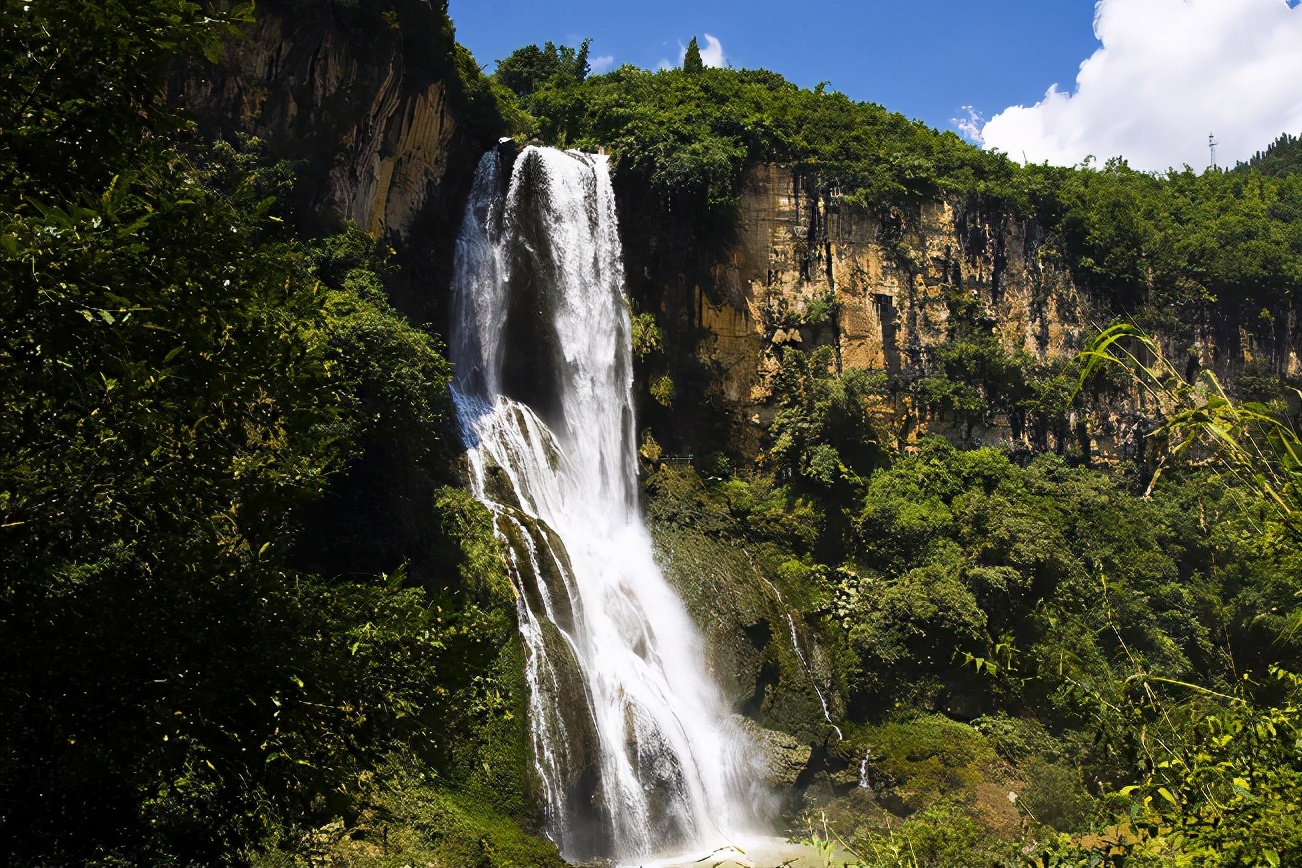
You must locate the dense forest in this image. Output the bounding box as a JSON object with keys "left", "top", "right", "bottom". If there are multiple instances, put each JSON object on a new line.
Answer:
{"left": 0, "top": 2, "right": 560, "bottom": 865}
{"left": 3, "top": 1, "right": 1301, "bottom": 866}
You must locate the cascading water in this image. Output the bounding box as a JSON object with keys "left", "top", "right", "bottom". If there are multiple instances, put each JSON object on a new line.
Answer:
{"left": 450, "top": 142, "right": 767, "bottom": 863}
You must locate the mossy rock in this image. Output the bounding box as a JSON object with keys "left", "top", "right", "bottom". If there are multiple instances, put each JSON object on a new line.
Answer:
{"left": 801, "top": 717, "right": 1027, "bottom": 858}
{"left": 851, "top": 713, "right": 997, "bottom": 815}
{"left": 651, "top": 523, "right": 836, "bottom": 742}
{"left": 255, "top": 752, "right": 565, "bottom": 868}
{"left": 736, "top": 716, "right": 813, "bottom": 819}
{"left": 444, "top": 640, "right": 541, "bottom": 823}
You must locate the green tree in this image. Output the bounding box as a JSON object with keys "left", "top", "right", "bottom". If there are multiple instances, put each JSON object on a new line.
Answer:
{"left": 683, "top": 36, "right": 704, "bottom": 73}
{"left": 1237, "top": 131, "right": 1302, "bottom": 178}
{"left": 494, "top": 38, "right": 591, "bottom": 100}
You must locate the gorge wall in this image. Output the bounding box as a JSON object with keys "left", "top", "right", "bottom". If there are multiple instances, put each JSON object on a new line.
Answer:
{"left": 622, "top": 163, "right": 1302, "bottom": 464}
{"left": 707, "top": 165, "right": 1089, "bottom": 399}
{"left": 172, "top": 4, "right": 1301, "bottom": 470}
{"left": 621, "top": 165, "right": 1087, "bottom": 460}
{"left": 172, "top": 0, "right": 498, "bottom": 326}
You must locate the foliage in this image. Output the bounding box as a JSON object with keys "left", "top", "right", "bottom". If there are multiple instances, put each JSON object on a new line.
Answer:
{"left": 285, "top": 754, "right": 565, "bottom": 868}
{"left": 781, "top": 319, "right": 1302, "bottom": 863}
{"left": 0, "top": 0, "right": 251, "bottom": 202}
{"left": 803, "top": 803, "right": 1020, "bottom": 868}
{"left": 646, "top": 465, "right": 823, "bottom": 558}
{"left": 761, "top": 289, "right": 841, "bottom": 330}
{"left": 856, "top": 715, "right": 997, "bottom": 813}
{"left": 1003, "top": 323, "right": 1302, "bottom": 866}
{"left": 0, "top": 3, "right": 547, "bottom": 864}
{"left": 452, "top": 42, "right": 534, "bottom": 140}
{"left": 1082, "top": 669, "right": 1302, "bottom": 867}
{"left": 833, "top": 437, "right": 1240, "bottom": 719}
{"left": 766, "top": 346, "right": 886, "bottom": 486}
{"left": 1080, "top": 323, "right": 1302, "bottom": 536}
{"left": 1236, "top": 131, "right": 1302, "bottom": 178}
{"left": 630, "top": 310, "right": 664, "bottom": 358}
{"left": 1048, "top": 159, "right": 1302, "bottom": 329}
{"left": 683, "top": 36, "right": 704, "bottom": 74}
{"left": 494, "top": 38, "right": 591, "bottom": 101}
{"left": 516, "top": 62, "right": 1028, "bottom": 219}
{"left": 1019, "top": 758, "right": 1096, "bottom": 833}
{"left": 650, "top": 372, "right": 676, "bottom": 406}
{"left": 853, "top": 803, "right": 1021, "bottom": 868}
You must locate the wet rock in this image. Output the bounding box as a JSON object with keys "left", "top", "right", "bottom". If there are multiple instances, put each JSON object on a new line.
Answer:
{"left": 737, "top": 717, "right": 812, "bottom": 789}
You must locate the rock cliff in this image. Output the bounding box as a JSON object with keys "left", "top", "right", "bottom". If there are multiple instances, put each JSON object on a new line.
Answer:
{"left": 622, "top": 163, "right": 1301, "bottom": 463}
{"left": 621, "top": 165, "right": 1092, "bottom": 458}
{"left": 699, "top": 165, "right": 1090, "bottom": 404}
{"left": 171, "top": 0, "right": 498, "bottom": 324}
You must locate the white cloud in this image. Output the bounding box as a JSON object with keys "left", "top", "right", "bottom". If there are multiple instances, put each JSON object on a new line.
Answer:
{"left": 590, "top": 54, "right": 615, "bottom": 74}
{"left": 699, "top": 33, "right": 725, "bottom": 68}
{"left": 952, "top": 106, "right": 985, "bottom": 145}
{"left": 978, "top": 0, "right": 1302, "bottom": 171}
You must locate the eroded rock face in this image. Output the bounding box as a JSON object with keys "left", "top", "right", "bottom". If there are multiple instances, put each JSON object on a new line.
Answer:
{"left": 624, "top": 163, "right": 1302, "bottom": 461}
{"left": 695, "top": 165, "right": 1095, "bottom": 428}
{"left": 171, "top": 0, "right": 493, "bottom": 325}
{"left": 736, "top": 717, "right": 813, "bottom": 790}
{"left": 651, "top": 523, "right": 841, "bottom": 745}
{"left": 178, "top": 4, "right": 455, "bottom": 233}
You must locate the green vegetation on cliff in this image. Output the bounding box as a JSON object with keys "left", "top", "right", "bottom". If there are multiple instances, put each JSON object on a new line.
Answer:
{"left": 644, "top": 321, "right": 1302, "bottom": 863}
{"left": 1237, "top": 131, "right": 1302, "bottom": 178}
{"left": 649, "top": 427, "right": 1302, "bottom": 864}
{"left": 513, "top": 60, "right": 1013, "bottom": 214}
{"left": 498, "top": 46, "right": 1302, "bottom": 357}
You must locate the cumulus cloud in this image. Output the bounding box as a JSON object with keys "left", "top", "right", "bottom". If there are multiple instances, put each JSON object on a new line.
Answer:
{"left": 952, "top": 106, "right": 985, "bottom": 145}
{"left": 699, "top": 33, "right": 726, "bottom": 68}
{"left": 978, "top": 0, "right": 1302, "bottom": 171}
{"left": 590, "top": 54, "right": 615, "bottom": 74}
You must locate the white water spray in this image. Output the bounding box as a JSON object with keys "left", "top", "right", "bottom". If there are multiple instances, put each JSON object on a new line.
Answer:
{"left": 450, "top": 143, "right": 767, "bottom": 863}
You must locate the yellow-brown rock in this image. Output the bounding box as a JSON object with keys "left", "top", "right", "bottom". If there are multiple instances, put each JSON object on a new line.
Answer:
{"left": 688, "top": 164, "right": 1095, "bottom": 439}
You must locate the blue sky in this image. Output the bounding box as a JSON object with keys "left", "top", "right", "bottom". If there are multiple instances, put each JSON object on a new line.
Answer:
{"left": 448, "top": 0, "right": 1302, "bottom": 171}
{"left": 448, "top": 0, "right": 1100, "bottom": 136}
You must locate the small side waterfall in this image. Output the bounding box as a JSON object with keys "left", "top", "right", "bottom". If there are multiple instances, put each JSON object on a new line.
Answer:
{"left": 450, "top": 143, "right": 767, "bottom": 863}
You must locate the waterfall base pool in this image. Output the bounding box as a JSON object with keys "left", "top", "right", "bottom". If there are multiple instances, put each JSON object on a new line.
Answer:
{"left": 621, "top": 836, "right": 843, "bottom": 868}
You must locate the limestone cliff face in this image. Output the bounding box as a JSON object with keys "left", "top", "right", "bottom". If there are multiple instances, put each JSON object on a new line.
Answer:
{"left": 172, "top": 0, "right": 494, "bottom": 323}
{"left": 623, "top": 164, "right": 1098, "bottom": 457}
{"left": 705, "top": 165, "right": 1091, "bottom": 403}
{"left": 181, "top": 8, "right": 454, "bottom": 238}
{"left": 625, "top": 163, "right": 1300, "bottom": 461}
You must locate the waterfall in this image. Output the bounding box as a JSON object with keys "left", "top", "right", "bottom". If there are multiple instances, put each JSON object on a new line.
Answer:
{"left": 450, "top": 143, "right": 767, "bottom": 863}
